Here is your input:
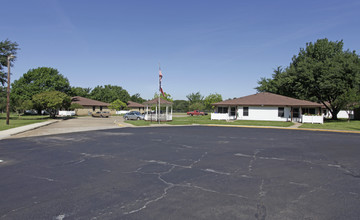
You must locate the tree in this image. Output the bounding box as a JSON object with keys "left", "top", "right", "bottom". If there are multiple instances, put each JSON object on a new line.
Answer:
{"left": 0, "top": 87, "right": 6, "bottom": 113}
{"left": 130, "top": 93, "right": 145, "bottom": 103}
{"left": 186, "top": 92, "right": 204, "bottom": 104}
{"left": 256, "top": 39, "right": 360, "bottom": 119}
{"left": 204, "top": 93, "right": 223, "bottom": 110}
{"left": 13, "top": 99, "right": 33, "bottom": 117}
{"left": 11, "top": 67, "right": 71, "bottom": 105}
{"left": 90, "top": 85, "right": 130, "bottom": 103}
{"left": 69, "top": 103, "right": 84, "bottom": 110}
{"left": 338, "top": 88, "right": 360, "bottom": 122}
{"left": 32, "top": 91, "right": 71, "bottom": 118}
{"left": 70, "top": 87, "right": 91, "bottom": 98}
{"left": 109, "top": 99, "right": 127, "bottom": 110}
{"left": 189, "top": 102, "right": 205, "bottom": 111}
{"left": 0, "top": 39, "right": 19, "bottom": 86}
{"left": 256, "top": 66, "right": 295, "bottom": 97}
{"left": 173, "top": 100, "right": 189, "bottom": 112}
{"left": 153, "top": 92, "right": 173, "bottom": 102}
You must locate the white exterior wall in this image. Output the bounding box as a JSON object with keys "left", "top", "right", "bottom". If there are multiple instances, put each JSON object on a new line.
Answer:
{"left": 338, "top": 110, "right": 353, "bottom": 119}
{"left": 324, "top": 110, "right": 354, "bottom": 119}
{"left": 237, "top": 106, "right": 291, "bottom": 121}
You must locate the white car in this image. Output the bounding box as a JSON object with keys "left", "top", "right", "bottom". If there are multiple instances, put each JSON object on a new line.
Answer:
{"left": 123, "top": 112, "right": 144, "bottom": 120}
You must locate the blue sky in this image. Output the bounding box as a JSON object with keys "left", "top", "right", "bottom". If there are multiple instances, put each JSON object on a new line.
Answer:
{"left": 2, "top": 0, "right": 360, "bottom": 100}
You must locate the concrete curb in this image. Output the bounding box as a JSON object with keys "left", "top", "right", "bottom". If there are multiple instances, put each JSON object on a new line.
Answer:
{"left": 202, "top": 124, "right": 360, "bottom": 134}
{"left": 0, "top": 120, "right": 60, "bottom": 140}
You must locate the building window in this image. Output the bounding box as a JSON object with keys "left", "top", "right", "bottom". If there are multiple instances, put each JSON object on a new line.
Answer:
{"left": 278, "top": 107, "right": 284, "bottom": 117}
{"left": 243, "top": 107, "right": 249, "bottom": 116}
{"left": 92, "top": 106, "right": 95, "bottom": 111}
{"left": 218, "top": 107, "right": 228, "bottom": 113}
{"left": 303, "top": 108, "right": 315, "bottom": 115}
{"left": 100, "top": 106, "right": 103, "bottom": 111}
{"left": 230, "top": 107, "right": 236, "bottom": 116}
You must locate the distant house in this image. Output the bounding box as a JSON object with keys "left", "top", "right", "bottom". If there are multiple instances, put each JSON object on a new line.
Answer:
{"left": 212, "top": 92, "right": 323, "bottom": 123}
{"left": 323, "top": 109, "right": 354, "bottom": 119}
{"left": 127, "top": 101, "right": 145, "bottom": 113}
{"left": 322, "top": 102, "right": 356, "bottom": 120}
{"left": 71, "top": 96, "right": 115, "bottom": 116}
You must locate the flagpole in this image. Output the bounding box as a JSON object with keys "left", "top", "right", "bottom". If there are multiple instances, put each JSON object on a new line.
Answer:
{"left": 158, "top": 64, "right": 161, "bottom": 124}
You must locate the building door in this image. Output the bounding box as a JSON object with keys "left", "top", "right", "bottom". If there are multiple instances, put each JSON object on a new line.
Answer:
{"left": 292, "top": 108, "right": 300, "bottom": 122}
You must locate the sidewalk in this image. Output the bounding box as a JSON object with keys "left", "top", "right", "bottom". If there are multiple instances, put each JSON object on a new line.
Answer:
{"left": 0, "top": 120, "right": 59, "bottom": 140}
{"left": 289, "top": 122, "right": 302, "bottom": 128}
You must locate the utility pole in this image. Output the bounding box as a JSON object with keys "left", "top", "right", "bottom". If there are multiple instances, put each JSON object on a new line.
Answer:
{"left": 6, "top": 55, "right": 15, "bottom": 125}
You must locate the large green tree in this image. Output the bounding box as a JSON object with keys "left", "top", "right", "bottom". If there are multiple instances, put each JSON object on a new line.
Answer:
{"left": 186, "top": 92, "right": 204, "bottom": 104}
{"left": 0, "top": 39, "right": 19, "bottom": 86}
{"left": 173, "top": 100, "right": 189, "bottom": 112}
{"left": 109, "top": 99, "right": 127, "bottom": 110}
{"left": 70, "top": 86, "right": 91, "bottom": 98}
{"left": 256, "top": 39, "right": 360, "bottom": 119}
{"left": 90, "top": 85, "right": 130, "bottom": 103}
{"left": 11, "top": 67, "right": 71, "bottom": 104}
{"left": 13, "top": 99, "right": 33, "bottom": 116}
{"left": 32, "top": 91, "right": 71, "bottom": 118}
{"left": 204, "top": 93, "right": 223, "bottom": 110}
{"left": 130, "top": 93, "right": 145, "bottom": 103}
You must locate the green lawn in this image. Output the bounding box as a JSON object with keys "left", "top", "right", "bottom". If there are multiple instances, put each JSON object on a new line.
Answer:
{"left": 0, "top": 113, "right": 50, "bottom": 131}
{"left": 125, "top": 115, "right": 294, "bottom": 127}
{"left": 300, "top": 119, "right": 360, "bottom": 131}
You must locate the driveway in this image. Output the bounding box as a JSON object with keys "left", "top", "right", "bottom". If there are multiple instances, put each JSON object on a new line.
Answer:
{"left": 10, "top": 116, "right": 131, "bottom": 138}
{"left": 1, "top": 126, "right": 359, "bottom": 219}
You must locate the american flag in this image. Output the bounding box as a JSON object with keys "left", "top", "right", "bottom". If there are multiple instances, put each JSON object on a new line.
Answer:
{"left": 159, "top": 67, "right": 163, "bottom": 81}
{"left": 159, "top": 67, "right": 165, "bottom": 97}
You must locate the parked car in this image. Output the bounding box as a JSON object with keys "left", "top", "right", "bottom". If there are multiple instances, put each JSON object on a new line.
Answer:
{"left": 123, "top": 112, "right": 145, "bottom": 120}
{"left": 187, "top": 110, "right": 207, "bottom": 116}
{"left": 130, "top": 111, "right": 142, "bottom": 115}
{"left": 92, "top": 111, "right": 111, "bottom": 118}
{"left": 24, "top": 110, "right": 38, "bottom": 115}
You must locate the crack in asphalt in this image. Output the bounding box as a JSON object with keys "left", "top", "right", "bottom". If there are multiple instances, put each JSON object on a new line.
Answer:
{"left": 120, "top": 152, "right": 250, "bottom": 216}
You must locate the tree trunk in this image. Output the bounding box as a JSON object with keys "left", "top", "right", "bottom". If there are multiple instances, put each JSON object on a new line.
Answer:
{"left": 331, "top": 109, "right": 340, "bottom": 120}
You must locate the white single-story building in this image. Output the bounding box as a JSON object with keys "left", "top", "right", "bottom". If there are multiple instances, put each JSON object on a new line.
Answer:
{"left": 211, "top": 92, "right": 324, "bottom": 123}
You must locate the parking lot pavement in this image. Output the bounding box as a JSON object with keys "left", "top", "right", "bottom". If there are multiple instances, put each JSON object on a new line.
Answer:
{"left": 7, "top": 116, "right": 131, "bottom": 138}
{"left": 1, "top": 126, "right": 359, "bottom": 219}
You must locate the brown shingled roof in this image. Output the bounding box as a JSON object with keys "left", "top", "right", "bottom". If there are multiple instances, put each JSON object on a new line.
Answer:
{"left": 71, "top": 96, "right": 110, "bottom": 107}
{"left": 127, "top": 101, "right": 144, "bottom": 108}
{"left": 213, "top": 92, "right": 322, "bottom": 107}
{"left": 143, "top": 98, "right": 173, "bottom": 105}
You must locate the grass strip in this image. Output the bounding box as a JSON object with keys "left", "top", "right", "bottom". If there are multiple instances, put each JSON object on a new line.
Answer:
{"left": 125, "top": 115, "right": 294, "bottom": 127}
{"left": 0, "top": 113, "right": 50, "bottom": 131}
{"left": 300, "top": 119, "right": 360, "bottom": 131}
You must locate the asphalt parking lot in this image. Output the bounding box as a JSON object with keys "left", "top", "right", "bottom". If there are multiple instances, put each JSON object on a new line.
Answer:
{"left": 1, "top": 126, "right": 360, "bottom": 219}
